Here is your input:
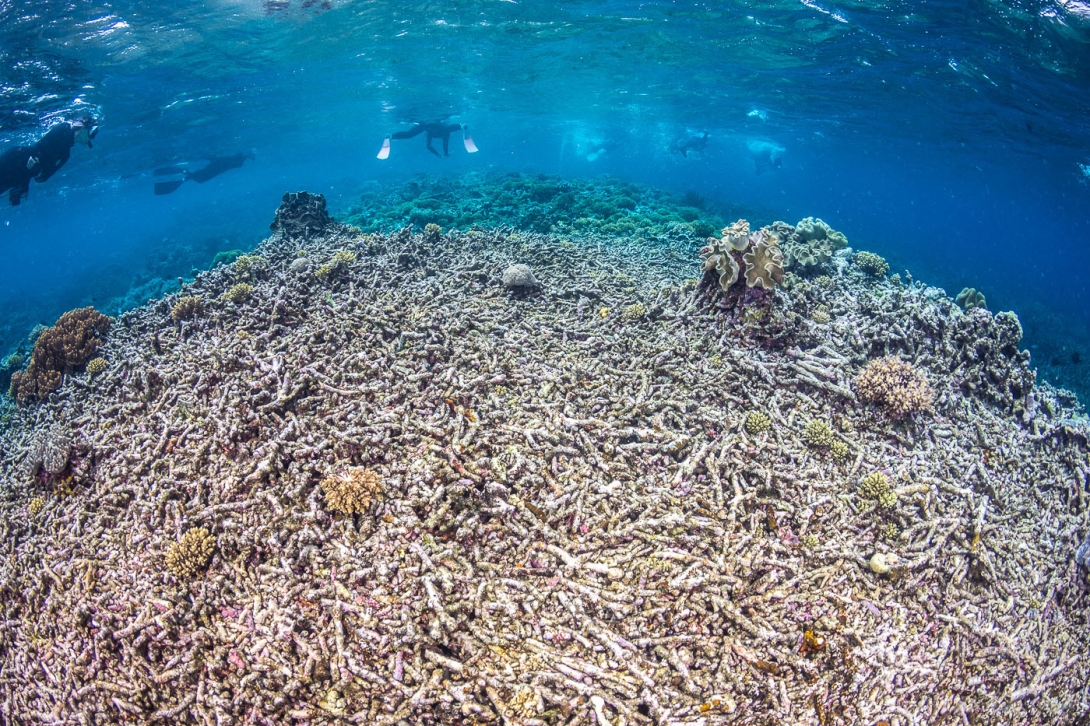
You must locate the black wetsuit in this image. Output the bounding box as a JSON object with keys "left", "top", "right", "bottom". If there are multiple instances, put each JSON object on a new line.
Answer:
{"left": 391, "top": 122, "right": 463, "bottom": 157}
{"left": 0, "top": 122, "right": 78, "bottom": 206}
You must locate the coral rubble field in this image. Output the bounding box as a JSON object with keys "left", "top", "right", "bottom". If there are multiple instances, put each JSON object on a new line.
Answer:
{"left": 1, "top": 191, "right": 1089, "bottom": 724}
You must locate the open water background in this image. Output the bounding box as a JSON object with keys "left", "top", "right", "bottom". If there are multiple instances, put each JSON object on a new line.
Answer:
{"left": 1, "top": 0, "right": 1088, "bottom": 398}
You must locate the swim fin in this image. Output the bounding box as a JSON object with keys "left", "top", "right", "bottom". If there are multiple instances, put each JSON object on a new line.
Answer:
{"left": 377, "top": 136, "right": 391, "bottom": 160}
{"left": 462, "top": 128, "right": 478, "bottom": 154}
{"left": 154, "top": 164, "right": 189, "bottom": 176}
{"left": 154, "top": 180, "right": 186, "bottom": 195}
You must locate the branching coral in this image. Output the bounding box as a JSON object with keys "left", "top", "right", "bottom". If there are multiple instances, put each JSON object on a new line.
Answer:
{"left": 854, "top": 251, "right": 890, "bottom": 278}
{"left": 171, "top": 296, "right": 205, "bottom": 322}
{"left": 85, "top": 358, "right": 107, "bottom": 376}
{"left": 855, "top": 357, "right": 933, "bottom": 416}
{"left": 316, "top": 250, "right": 357, "bottom": 281}
{"left": 802, "top": 420, "right": 835, "bottom": 448}
{"left": 9, "top": 307, "right": 111, "bottom": 404}
{"left": 745, "top": 412, "right": 771, "bottom": 435}
{"left": 321, "top": 468, "right": 384, "bottom": 514}
{"left": 622, "top": 303, "right": 647, "bottom": 322}
{"left": 165, "top": 527, "right": 215, "bottom": 580}
{"left": 859, "top": 472, "right": 897, "bottom": 508}
{"left": 424, "top": 223, "right": 442, "bottom": 243}
{"left": 223, "top": 283, "right": 254, "bottom": 304}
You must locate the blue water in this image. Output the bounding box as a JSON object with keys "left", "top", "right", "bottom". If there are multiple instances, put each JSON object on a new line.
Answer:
{"left": 2, "top": 0, "right": 1088, "bottom": 397}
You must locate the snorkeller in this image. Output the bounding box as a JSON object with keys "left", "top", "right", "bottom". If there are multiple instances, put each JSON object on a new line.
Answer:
{"left": 378, "top": 119, "right": 477, "bottom": 159}
{"left": 745, "top": 139, "right": 784, "bottom": 175}
{"left": 670, "top": 131, "right": 709, "bottom": 158}
{"left": 0, "top": 116, "right": 98, "bottom": 206}
{"left": 153, "top": 151, "right": 255, "bottom": 195}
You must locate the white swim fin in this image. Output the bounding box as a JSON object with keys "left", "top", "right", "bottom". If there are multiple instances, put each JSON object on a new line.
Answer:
{"left": 377, "top": 136, "right": 391, "bottom": 160}
{"left": 462, "top": 127, "right": 478, "bottom": 154}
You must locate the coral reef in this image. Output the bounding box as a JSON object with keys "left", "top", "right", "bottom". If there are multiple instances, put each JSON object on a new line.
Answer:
{"left": 164, "top": 527, "right": 215, "bottom": 580}
{"left": 28, "top": 497, "right": 44, "bottom": 516}
{"left": 956, "top": 286, "right": 987, "bottom": 311}
{"left": 343, "top": 173, "right": 725, "bottom": 241}
{"left": 270, "top": 191, "right": 334, "bottom": 238}
{"left": 320, "top": 467, "right": 384, "bottom": 514}
{"left": 85, "top": 357, "right": 107, "bottom": 376}
{"left": 233, "top": 254, "right": 265, "bottom": 279}
{"left": 501, "top": 263, "right": 539, "bottom": 289}
{"left": 855, "top": 356, "right": 933, "bottom": 416}
{"left": 0, "top": 210, "right": 1086, "bottom": 725}
{"left": 170, "top": 296, "right": 205, "bottom": 322}
{"left": 8, "top": 307, "right": 111, "bottom": 404}
{"left": 223, "top": 283, "right": 254, "bottom": 304}
{"left": 858, "top": 471, "right": 897, "bottom": 508}
{"left": 853, "top": 250, "right": 890, "bottom": 278}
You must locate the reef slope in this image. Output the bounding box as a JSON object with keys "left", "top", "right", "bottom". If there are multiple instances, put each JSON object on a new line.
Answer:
{"left": 1, "top": 218, "right": 1088, "bottom": 724}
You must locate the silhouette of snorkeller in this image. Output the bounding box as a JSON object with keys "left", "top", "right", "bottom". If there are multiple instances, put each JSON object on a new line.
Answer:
{"left": 670, "top": 131, "right": 709, "bottom": 158}
{"left": 0, "top": 116, "right": 98, "bottom": 206}
{"left": 153, "top": 151, "right": 255, "bottom": 195}
{"left": 378, "top": 119, "right": 477, "bottom": 159}
{"left": 746, "top": 139, "right": 784, "bottom": 175}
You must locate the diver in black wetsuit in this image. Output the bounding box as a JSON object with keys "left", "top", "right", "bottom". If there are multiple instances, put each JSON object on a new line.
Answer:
{"left": 153, "top": 152, "right": 255, "bottom": 195}
{"left": 0, "top": 116, "right": 98, "bottom": 206}
{"left": 670, "top": 131, "right": 708, "bottom": 158}
{"left": 378, "top": 120, "right": 477, "bottom": 159}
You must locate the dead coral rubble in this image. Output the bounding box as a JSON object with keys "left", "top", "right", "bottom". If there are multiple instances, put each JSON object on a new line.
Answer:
{"left": 8, "top": 306, "right": 110, "bottom": 404}
{"left": 0, "top": 217, "right": 1087, "bottom": 725}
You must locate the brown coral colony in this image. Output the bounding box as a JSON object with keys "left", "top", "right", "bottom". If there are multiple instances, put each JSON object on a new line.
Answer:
{"left": 855, "top": 356, "right": 934, "bottom": 416}
{"left": 700, "top": 219, "right": 785, "bottom": 292}
{"left": 9, "top": 306, "right": 110, "bottom": 405}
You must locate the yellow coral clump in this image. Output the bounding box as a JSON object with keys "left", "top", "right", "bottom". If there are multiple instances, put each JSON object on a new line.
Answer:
{"left": 830, "top": 439, "right": 849, "bottom": 463}
{"left": 29, "top": 497, "right": 44, "bottom": 515}
{"left": 424, "top": 223, "right": 442, "bottom": 242}
{"left": 321, "top": 467, "right": 384, "bottom": 514}
{"left": 332, "top": 249, "right": 357, "bottom": 266}
{"left": 622, "top": 303, "right": 647, "bottom": 322}
{"left": 165, "top": 527, "right": 215, "bottom": 579}
{"left": 233, "top": 254, "right": 264, "bottom": 278}
{"left": 802, "top": 420, "right": 834, "bottom": 448}
{"left": 223, "top": 283, "right": 254, "bottom": 304}
{"left": 85, "top": 357, "right": 107, "bottom": 376}
{"left": 171, "top": 296, "right": 205, "bottom": 321}
{"left": 854, "top": 251, "right": 890, "bottom": 278}
{"left": 812, "top": 305, "right": 830, "bottom": 324}
{"left": 859, "top": 472, "right": 897, "bottom": 508}
{"left": 855, "top": 357, "right": 933, "bottom": 416}
{"left": 745, "top": 412, "right": 771, "bottom": 435}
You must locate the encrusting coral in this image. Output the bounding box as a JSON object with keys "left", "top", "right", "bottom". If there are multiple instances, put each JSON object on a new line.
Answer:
{"left": 855, "top": 356, "right": 934, "bottom": 416}
{"left": 171, "top": 296, "right": 205, "bottom": 322}
{"left": 320, "top": 467, "right": 384, "bottom": 515}
{"left": 165, "top": 527, "right": 215, "bottom": 580}
{"left": 8, "top": 307, "right": 111, "bottom": 405}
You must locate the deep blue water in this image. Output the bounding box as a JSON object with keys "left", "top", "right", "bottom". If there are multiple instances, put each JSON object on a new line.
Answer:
{"left": 1, "top": 0, "right": 1088, "bottom": 397}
